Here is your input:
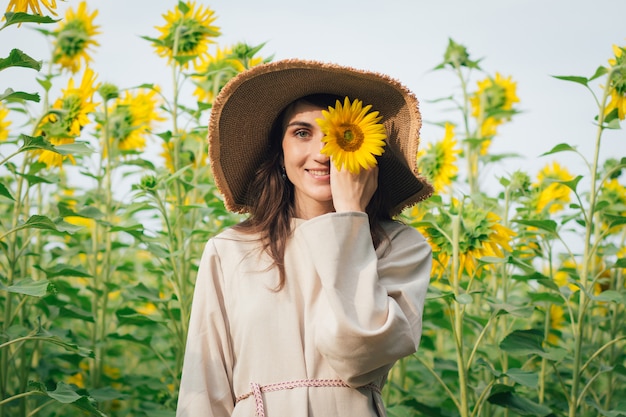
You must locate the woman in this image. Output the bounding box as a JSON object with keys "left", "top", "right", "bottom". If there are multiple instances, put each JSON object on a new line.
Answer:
{"left": 176, "top": 59, "right": 434, "bottom": 417}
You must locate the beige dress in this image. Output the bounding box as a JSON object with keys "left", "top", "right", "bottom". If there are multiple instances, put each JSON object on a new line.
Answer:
{"left": 176, "top": 212, "right": 432, "bottom": 417}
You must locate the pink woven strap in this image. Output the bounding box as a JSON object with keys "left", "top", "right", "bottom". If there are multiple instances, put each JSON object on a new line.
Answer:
{"left": 236, "top": 379, "right": 381, "bottom": 417}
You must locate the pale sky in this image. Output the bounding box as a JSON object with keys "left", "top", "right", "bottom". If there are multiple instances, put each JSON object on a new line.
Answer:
{"left": 4, "top": 0, "right": 625, "bottom": 190}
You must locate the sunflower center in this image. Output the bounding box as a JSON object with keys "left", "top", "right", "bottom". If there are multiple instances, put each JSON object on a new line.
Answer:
{"left": 337, "top": 124, "right": 364, "bottom": 151}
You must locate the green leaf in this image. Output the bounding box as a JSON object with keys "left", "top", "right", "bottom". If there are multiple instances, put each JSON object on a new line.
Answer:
{"left": 23, "top": 214, "right": 58, "bottom": 231}
{"left": 614, "top": 258, "right": 626, "bottom": 268}
{"left": 488, "top": 384, "right": 552, "bottom": 416}
{"left": 0, "top": 88, "right": 40, "bottom": 102}
{"left": 513, "top": 219, "right": 557, "bottom": 234}
{"left": 48, "top": 382, "right": 81, "bottom": 403}
{"left": 590, "top": 290, "right": 624, "bottom": 304}
{"left": 456, "top": 293, "right": 473, "bottom": 304}
{"left": 589, "top": 65, "right": 609, "bottom": 81}
{"left": 540, "top": 142, "right": 577, "bottom": 156}
{"left": 46, "top": 382, "right": 107, "bottom": 416}
{"left": 499, "top": 329, "right": 544, "bottom": 355}
{"left": 34, "top": 263, "right": 92, "bottom": 279}
{"left": 18, "top": 134, "right": 56, "bottom": 153}
{"left": 552, "top": 74, "right": 588, "bottom": 87}
{"left": 17, "top": 172, "right": 56, "bottom": 186}
{"left": 7, "top": 279, "right": 50, "bottom": 297}
{"left": 504, "top": 368, "right": 538, "bottom": 388}
{"left": 1, "top": 12, "right": 58, "bottom": 30}
{"left": 558, "top": 175, "right": 583, "bottom": 193}
{"left": 116, "top": 307, "right": 161, "bottom": 326}
{"left": 0, "top": 182, "right": 15, "bottom": 200}
{"left": 0, "top": 48, "right": 42, "bottom": 72}
{"left": 54, "top": 220, "right": 84, "bottom": 234}
{"left": 54, "top": 142, "right": 93, "bottom": 156}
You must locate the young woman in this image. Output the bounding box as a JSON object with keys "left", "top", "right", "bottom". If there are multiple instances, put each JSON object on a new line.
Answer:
{"left": 176, "top": 59, "right": 434, "bottom": 417}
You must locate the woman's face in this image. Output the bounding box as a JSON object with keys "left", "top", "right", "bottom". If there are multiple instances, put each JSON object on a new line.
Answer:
{"left": 281, "top": 101, "right": 333, "bottom": 219}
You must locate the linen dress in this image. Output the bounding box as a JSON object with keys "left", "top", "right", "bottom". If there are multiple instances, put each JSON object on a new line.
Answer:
{"left": 176, "top": 212, "right": 432, "bottom": 417}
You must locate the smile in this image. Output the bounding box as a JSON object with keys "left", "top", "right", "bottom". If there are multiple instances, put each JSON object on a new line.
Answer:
{"left": 307, "top": 169, "right": 330, "bottom": 177}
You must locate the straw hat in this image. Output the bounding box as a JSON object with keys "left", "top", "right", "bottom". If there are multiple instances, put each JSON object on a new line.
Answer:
{"left": 208, "top": 58, "right": 433, "bottom": 215}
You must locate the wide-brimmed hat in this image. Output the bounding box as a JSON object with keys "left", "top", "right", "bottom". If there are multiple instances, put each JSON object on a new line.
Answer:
{"left": 208, "top": 58, "right": 433, "bottom": 215}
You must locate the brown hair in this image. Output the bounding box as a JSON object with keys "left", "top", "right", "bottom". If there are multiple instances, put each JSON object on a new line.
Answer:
{"left": 234, "top": 94, "right": 393, "bottom": 289}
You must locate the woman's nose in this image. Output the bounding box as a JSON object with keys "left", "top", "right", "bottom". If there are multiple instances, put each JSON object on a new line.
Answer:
{"left": 314, "top": 137, "right": 330, "bottom": 162}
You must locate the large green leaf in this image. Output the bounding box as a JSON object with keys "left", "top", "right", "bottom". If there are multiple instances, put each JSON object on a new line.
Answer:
{"left": 6, "top": 279, "right": 50, "bottom": 297}
{"left": 34, "top": 263, "right": 92, "bottom": 279}
{"left": 504, "top": 368, "right": 538, "bottom": 388}
{"left": 1, "top": 12, "right": 58, "bottom": 30}
{"left": 54, "top": 142, "right": 94, "bottom": 156}
{"left": 499, "top": 329, "right": 567, "bottom": 361}
{"left": 0, "top": 88, "right": 40, "bottom": 102}
{"left": 513, "top": 219, "right": 558, "bottom": 234}
{"left": 18, "top": 134, "right": 56, "bottom": 153}
{"left": 0, "top": 48, "right": 41, "bottom": 71}
{"left": 1, "top": 215, "right": 58, "bottom": 239}
{"left": 499, "top": 329, "right": 545, "bottom": 355}
{"left": 488, "top": 384, "right": 552, "bottom": 416}
{"left": 46, "top": 382, "right": 107, "bottom": 416}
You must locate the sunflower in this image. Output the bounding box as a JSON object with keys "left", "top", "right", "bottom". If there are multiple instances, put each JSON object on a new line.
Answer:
{"left": 37, "top": 68, "right": 99, "bottom": 168}
{"left": 0, "top": 103, "right": 11, "bottom": 142}
{"left": 104, "top": 88, "right": 165, "bottom": 155}
{"left": 605, "top": 45, "right": 626, "bottom": 120}
{"left": 192, "top": 44, "right": 267, "bottom": 103}
{"left": 52, "top": 1, "right": 100, "bottom": 73}
{"left": 153, "top": 1, "right": 220, "bottom": 69}
{"left": 5, "top": 0, "right": 57, "bottom": 15}
{"left": 316, "top": 97, "right": 387, "bottom": 174}
{"left": 471, "top": 72, "right": 519, "bottom": 117}
{"left": 423, "top": 199, "right": 516, "bottom": 279}
{"left": 533, "top": 161, "right": 574, "bottom": 214}
{"left": 417, "top": 122, "right": 460, "bottom": 193}
{"left": 469, "top": 73, "right": 519, "bottom": 152}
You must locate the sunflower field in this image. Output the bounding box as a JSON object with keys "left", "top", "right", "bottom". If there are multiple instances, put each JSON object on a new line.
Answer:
{"left": 0, "top": 1, "right": 625, "bottom": 417}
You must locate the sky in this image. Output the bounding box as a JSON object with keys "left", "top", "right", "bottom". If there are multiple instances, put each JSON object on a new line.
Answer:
{"left": 3, "top": 0, "right": 625, "bottom": 191}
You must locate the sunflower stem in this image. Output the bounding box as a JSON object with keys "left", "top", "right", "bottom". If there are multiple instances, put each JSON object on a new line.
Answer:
{"left": 568, "top": 65, "right": 612, "bottom": 417}
{"left": 451, "top": 211, "right": 469, "bottom": 417}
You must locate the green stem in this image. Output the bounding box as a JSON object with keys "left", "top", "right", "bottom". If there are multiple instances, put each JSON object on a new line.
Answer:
{"left": 568, "top": 68, "right": 612, "bottom": 417}
{"left": 450, "top": 212, "right": 469, "bottom": 417}
{"left": 170, "top": 27, "right": 190, "bottom": 369}
{"left": 0, "top": 391, "right": 46, "bottom": 407}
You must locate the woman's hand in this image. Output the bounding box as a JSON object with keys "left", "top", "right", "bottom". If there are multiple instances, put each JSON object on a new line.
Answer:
{"left": 330, "top": 160, "right": 378, "bottom": 213}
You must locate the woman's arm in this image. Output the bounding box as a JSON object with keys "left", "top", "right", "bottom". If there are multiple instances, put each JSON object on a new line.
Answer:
{"left": 176, "top": 240, "right": 235, "bottom": 417}
{"left": 297, "top": 212, "right": 432, "bottom": 387}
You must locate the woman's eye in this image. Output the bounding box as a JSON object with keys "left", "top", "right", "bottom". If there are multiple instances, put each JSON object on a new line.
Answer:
{"left": 294, "top": 129, "right": 310, "bottom": 139}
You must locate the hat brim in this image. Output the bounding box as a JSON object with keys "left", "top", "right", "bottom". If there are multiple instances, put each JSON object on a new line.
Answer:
{"left": 209, "top": 59, "right": 433, "bottom": 216}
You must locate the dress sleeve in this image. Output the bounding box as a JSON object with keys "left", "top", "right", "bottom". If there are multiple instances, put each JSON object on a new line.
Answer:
{"left": 176, "top": 239, "right": 235, "bottom": 417}
{"left": 297, "top": 212, "right": 432, "bottom": 387}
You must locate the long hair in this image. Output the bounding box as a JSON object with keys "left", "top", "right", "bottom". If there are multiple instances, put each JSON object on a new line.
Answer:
{"left": 234, "top": 94, "right": 393, "bottom": 289}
